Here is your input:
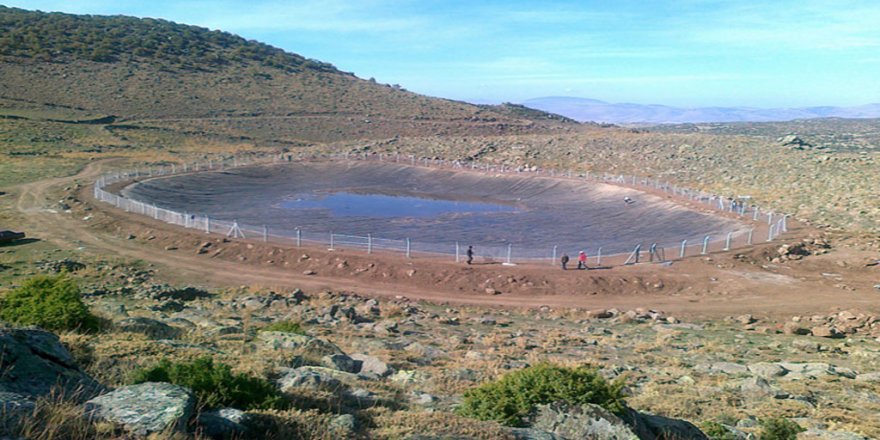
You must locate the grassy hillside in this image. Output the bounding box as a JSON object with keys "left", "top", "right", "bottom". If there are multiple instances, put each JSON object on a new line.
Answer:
{"left": 0, "top": 7, "right": 572, "bottom": 144}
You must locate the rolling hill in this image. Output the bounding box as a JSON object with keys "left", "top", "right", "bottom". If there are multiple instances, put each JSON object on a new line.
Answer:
{"left": 0, "top": 6, "right": 573, "bottom": 144}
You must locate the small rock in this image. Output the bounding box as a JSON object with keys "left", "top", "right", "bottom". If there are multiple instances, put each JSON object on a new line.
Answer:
{"left": 276, "top": 368, "right": 342, "bottom": 392}
{"left": 197, "top": 407, "right": 252, "bottom": 439}
{"left": 321, "top": 354, "right": 362, "bottom": 373}
{"left": 351, "top": 353, "right": 392, "bottom": 377}
{"left": 811, "top": 326, "right": 844, "bottom": 339}
{"left": 115, "top": 317, "right": 181, "bottom": 340}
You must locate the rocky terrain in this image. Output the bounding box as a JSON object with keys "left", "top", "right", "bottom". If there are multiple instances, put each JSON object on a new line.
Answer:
{"left": 3, "top": 258, "right": 880, "bottom": 438}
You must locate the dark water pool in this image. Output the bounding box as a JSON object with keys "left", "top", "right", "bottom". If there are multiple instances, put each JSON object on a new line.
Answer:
{"left": 280, "top": 192, "right": 518, "bottom": 217}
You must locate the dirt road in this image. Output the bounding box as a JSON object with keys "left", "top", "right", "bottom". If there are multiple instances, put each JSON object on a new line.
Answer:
{"left": 9, "top": 161, "right": 880, "bottom": 319}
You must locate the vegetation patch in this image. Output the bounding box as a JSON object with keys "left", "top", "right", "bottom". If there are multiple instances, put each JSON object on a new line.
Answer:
{"left": 456, "top": 363, "right": 625, "bottom": 427}
{"left": 760, "top": 417, "right": 805, "bottom": 440}
{"left": 0, "top": 274, "right": 100, "bottom": 332}
{"left": 131, "top": 356, "right": 286, "bottom": 410}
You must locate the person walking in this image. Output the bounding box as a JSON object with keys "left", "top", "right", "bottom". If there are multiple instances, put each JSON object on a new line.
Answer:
{"left": 560, "top": 253, "right": 570, "bottom": 270}
{"left": 466, "top": 245, "right": 474, "bottom": 265}
{"left": 577, "top": 251, "right": 588, "bottom": 270}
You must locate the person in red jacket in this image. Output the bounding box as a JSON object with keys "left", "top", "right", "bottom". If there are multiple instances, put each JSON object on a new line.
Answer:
{"left": 577, "top": 251, "right": 588, "bottom": 270}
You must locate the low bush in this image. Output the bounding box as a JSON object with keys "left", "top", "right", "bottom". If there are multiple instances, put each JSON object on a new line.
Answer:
{"left": 131, "top": 357, "right": 286, "bottom": 410}
{"left": 0, "top": 275, "right": 100, "bottom": 332}
{"left": 760, "top": 417, "right": 804, "bottom": 440}
{"left": 456, "top": 363, "right": 626, "bottom": 427}
{"left": 701, "top": 421, "right": 739, "bottom": 440}
{"left": 261, "top": 320, "right": 305, "bottom": 334}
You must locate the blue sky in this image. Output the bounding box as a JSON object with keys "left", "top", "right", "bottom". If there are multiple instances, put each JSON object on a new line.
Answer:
{"left": 6, "top": 0, "right": 880, "bottom": 107}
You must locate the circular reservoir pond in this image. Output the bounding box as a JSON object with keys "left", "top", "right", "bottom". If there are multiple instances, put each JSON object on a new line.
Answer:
{"left": 123, "top": 161, "right": 747, "bottom": 258}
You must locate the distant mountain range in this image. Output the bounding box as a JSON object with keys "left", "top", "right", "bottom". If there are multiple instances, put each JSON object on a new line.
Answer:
{"left": 519, "top": 97, "right": 880, "bottom": 124}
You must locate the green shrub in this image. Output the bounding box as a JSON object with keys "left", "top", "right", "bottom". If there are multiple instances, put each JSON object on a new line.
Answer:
{"left": 131, "top": 357, "right": 286, "bottom": 410}
{"left": 456, "top": 363, "right": 626, "bottom": 427}
{"left": 701, "top": 421, "right": 739, "bottom": 440}
{"left": 261, "top": 320, "right": 305, "bottom": 334}
{"left": 760, "top": 417, "right": 805, "bottom": 440}
{"left": 0, "top": 275, "right": 99, "bottom": 332}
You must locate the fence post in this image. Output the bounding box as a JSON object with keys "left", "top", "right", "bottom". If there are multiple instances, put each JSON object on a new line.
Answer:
{"left": 701, "top": 236, "right": 710, "bottom": 255}
{"left": 768, "top": 212, "right": 774, "bottom": 225}
{"left": 263, "top": 225, "right": 268, "bottom": 243}
{"left": 680, "top": 240, "right": 687, "bottom": 258}
{"left": 406, "top": 238, "right": 411, "bottom": 258}
{"left": 552, "top": 245, "right": 557, "bottom": 266}
{"left": 596, "top": 247, "right": 602, "bottom": 266}
{"left": 753, "top": 207, "right": 760, "bottom": 221}
{"left": 747, "top": 229, "right": 754, "bottom": 245}
{"left": 367, "top": 234, "right": 372, "bottom": 254}
{"left": 724, "top": 232, "right": 732, "bottom": 251}
{"left": 782, "top": 215, "right": 788, "bottom": 232}
{"left": 767, "top": 224, "right": 775, "bottom": 241}
{"left": 329, "top": 232, "right": 335, "bottom": 250}
{"left": 503, "top": 244, "right": 515, "bottom": 266}
{"left": 455, "top": 242, "right": 460, "bottom": 263}
{"left": 296, "top": 228, "right": 302, "bottom": 247}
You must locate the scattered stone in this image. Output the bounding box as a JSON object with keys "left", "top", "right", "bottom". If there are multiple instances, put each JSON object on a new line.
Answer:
{"left": 197, "top": 407, "right": 252, "bottom": 439}
{"left": 276, "top": 368, "right": 343, "bottom": 392}
{"left": 748, "top": 362, "right": 788, "bottom": 379}
{"left": 329, "top": 414, "right": 357, "bottom": 436}
{"left": 321, "top": 354, "right": 362, "bottom": 373}
{"left": 740, "top": 376, "right": 787, "bottom": 399}
{"left": 783, "top": 321, "right": 812, "bottom": 335}
{"left": 811, "top": 326, "right": 844, "bottom": 339}
{"left": 351, "top": 353, "right": 392, "bottom": 377}
{"left": 695, "top": 362, "right": 749, "bottom": 375}
{"left": 303, "top": 270, "right": 316, "bottom": 275}
{"left": 84, "top": 382, "right": 194, "bottom": 436}
{"left": 115, "top": 317, "right": 182, "bottom": 339}
{"left": 799, "top": 430, "right": 869, "bottom": 439}
{"left": 257, "top": 332, "right": 344, "bottom": 358}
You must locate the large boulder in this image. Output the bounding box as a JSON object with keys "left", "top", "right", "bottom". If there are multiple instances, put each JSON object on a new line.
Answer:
{"left": 0, "top": 327, "right": 105, "bottom": 402}
{"left": 530, "top": 402, "right": 641, "bottom": 439}
{"left": 84, "top": 382, "right": 195, "bottom": 436}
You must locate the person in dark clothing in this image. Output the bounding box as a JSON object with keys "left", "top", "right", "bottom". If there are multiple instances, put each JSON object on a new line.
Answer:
{"left": 560, "top": 253, "right": 570, "bottom": 270}
{"left": 466, "top": 246, "right": 474, "bottom": 265}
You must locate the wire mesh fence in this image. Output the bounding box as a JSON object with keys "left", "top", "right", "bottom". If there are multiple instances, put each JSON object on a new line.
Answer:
{"left": 93, "top": 152, "right": 789, "bottom": 267}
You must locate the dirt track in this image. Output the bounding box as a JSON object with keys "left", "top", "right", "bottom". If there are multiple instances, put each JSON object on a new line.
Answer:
{"left": 10, "top": 160, "right": 880, "bottom": 319}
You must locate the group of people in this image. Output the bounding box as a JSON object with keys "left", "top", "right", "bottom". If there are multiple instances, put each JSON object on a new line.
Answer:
{"left": 465, "top": 246, "right": 590, "bottom": 270}
{"left": 560, "top": 251, "right": 589, "bottom": 270}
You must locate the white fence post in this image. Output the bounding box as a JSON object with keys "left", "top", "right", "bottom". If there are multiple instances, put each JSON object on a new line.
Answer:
{"left": 724, "top": 232, "right": 732, "bottom": 251}
{"left": 406, "top": 238, "right": 411, "bottom": 258}
{"left": 680, "top": 240, "right": 687, "bottom": 258}
{"left": 701, "top": 236, "right": 710, "bottom": 255}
